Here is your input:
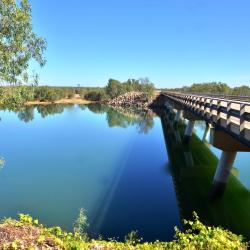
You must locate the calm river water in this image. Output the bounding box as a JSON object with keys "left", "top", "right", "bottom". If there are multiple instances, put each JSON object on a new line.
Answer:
{"left": 0, "top": 104, "right": 249, "bottom": 241}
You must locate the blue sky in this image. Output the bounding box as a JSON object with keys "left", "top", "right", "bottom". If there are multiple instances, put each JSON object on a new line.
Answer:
{"left": 30, "top": 0, "right": 250, "bottom": 88}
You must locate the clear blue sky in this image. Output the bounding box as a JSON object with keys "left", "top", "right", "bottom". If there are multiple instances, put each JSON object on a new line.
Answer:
{"left": 30, "top": 0, "right": 250, "bottom": 88}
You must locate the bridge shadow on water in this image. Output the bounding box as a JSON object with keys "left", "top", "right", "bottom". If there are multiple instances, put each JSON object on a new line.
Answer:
{"left": 159, "top": 108, "right": 250, "bottom": 241}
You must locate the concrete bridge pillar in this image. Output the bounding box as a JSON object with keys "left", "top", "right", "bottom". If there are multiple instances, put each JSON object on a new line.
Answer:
{"left": 183, "top": 120, "right": 195, "bottom": 144}
{"left": 210, "top": 151, "right": 237, "bottom": 198}
{"left": 165, "top": 103, "right": 176, "bottom": 122}
{"left": 202, "top": 123, "right": 212, "bottom": 142}
{"left": 174, "top": 130, "right": 182, "bottom": 143}
{"left": 209, "top": 128, "right": 250, "bottom": 198}
{"left": 174, "top": 110, "right": 183, "bottom": 128}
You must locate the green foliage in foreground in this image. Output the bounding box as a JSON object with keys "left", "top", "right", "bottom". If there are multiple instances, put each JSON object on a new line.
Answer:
{"left": 1, "top": 213, "right": 247, "bottom": 250}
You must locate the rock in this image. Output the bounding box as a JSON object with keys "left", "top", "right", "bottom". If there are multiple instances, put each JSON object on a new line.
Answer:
{"left": 108, "top": 92, "right": 154, "bottom": 111}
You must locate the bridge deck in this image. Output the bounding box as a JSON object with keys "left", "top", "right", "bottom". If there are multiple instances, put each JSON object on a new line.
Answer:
{"left": 162, "top": 92, "right": 250, "bottom": 147}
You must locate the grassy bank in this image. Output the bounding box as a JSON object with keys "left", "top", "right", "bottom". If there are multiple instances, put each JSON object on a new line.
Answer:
{"left": 0, "top": 213, "right": 247, "bottom": 249}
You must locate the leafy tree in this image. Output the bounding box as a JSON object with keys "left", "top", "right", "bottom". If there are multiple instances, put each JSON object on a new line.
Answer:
{"left": 84, "top": 89, "right": 108, "bottom": 101}
{"left": 105, "top": 79, "right": 125, "bottom": 98}
{"left": 1, "top": 85, "right": 34, "bottom": 109}
{"left": 138, "top": 77, "right": 155, "bottom": 97}
{"left": 0, "top": 0, "right": 46, "bottom": 83}
{"left": 168, "top": 82, "right": 232, "bottom": 94}
{"left": 105, "top": 78, "right": 155, "bottom": 99}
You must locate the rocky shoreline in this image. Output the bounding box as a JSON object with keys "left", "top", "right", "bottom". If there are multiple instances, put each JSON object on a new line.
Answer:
{"left": 107, "top": 91, "right": 156, "bottom": 110}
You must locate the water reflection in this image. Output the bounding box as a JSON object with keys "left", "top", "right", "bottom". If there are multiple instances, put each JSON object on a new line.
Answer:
{"left": 17, "top": 107, "right": 35, "bottom": 123}
{"left": 160, "top": 109, "right": 250, "bottom": 240}
{"left": 0, "top": 157, "right": 5, "bottom": 169}
{"left": 2, "top": 104, "right": 155, "bottom": 134}
{"left": 0, "top": 104, "right": 250, "bottom": 241}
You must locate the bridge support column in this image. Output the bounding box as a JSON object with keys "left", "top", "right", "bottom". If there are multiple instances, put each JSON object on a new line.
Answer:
{"left": 174, "top": 110, "right": 183, "bottom": 129}
{"left": 183, "top": 120, "right": 195, "bottom": 144}
{"left": 210, "top": 151, "right": 237, "bottom": 199}
{"left": 202, "top": 123, "right": 211, "bottom": 142}
{"left": 164, "top": 102, "right": 174, "bottom": 120}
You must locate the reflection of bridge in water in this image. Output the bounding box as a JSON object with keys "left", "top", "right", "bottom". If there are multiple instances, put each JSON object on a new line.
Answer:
{"left": 4, "top": 102, "right": 250, "bottom": 240}
{"left": 153, "top": 91, "right": 250, "bottom": 240}
{"left": 156, "top": 92, "right": 250, "bottom": 199}
{"left": 160, "top": 108, "right": 250, "bottom": 240}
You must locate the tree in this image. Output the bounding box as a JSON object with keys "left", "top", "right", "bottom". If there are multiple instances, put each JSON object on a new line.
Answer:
{"left": 232, "top": 85, "right": 250, "bottom": 95}
{"left": 105, "top": 79, "right": 125, "bottom": 98}
{"left": 0, "top": 0, "right": 46, "bottom": 84}
{"left": 84, "top": 89, "right": 108, "bottom": 101}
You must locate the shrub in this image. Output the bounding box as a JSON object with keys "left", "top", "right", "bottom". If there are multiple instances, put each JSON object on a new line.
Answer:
{"left": 34, "top": 86, "right": 64, "bottom": 102}
{"left": 0, "top": 212, "right": 246, "bottom": 250}
{"left": 84, "top": 90, "right": 108, "bottom": 101}
{"left": 67, "top": 93, "right": 75, "bottom": 99}
{"left": 168, "top": 212, "right": 247, "bottom": 249}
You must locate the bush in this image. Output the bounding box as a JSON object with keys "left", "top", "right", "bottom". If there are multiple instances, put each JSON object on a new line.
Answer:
{"left": 0, "top": 212, "right": 246, "bottom": 250}
{"left": 34, "top": 86, "right": 64, "bottom": 102}
{"left": 84, "top": 90, "right": 108, "bottom": 101}
{"left": 67, "top": 93, "right": 75, "bottom": 99}
{"left": 168, "top": 212, "right": 247, "bottom": 249}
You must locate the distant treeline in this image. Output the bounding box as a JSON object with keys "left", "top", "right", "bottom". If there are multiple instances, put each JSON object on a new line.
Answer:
{"left": 84, "top": 78, "right": 155, "bottom": 101}
{"left": 0, "top": 78, "right": 155, "bottom": 109}
{"left": 165, "top": 82, "right": 250, "bottom": 96}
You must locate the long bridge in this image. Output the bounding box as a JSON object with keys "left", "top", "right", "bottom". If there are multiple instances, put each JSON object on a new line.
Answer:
{"left": 158, "top": 91, "right": 250, "bottom": 197}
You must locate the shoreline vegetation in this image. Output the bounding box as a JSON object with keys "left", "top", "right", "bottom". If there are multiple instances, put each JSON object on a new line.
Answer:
{"left": 0, "top": 213, "right": 247, "bottom": 250}
{"left": 1, "top": 81, "right": 250, "bottom": 111}
{"left": 0, "top": 78, "right": 155, "bottom": 110}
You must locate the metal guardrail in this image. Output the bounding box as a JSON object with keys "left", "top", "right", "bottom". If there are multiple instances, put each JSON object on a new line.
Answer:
{"left": 162, "top": 91, "right": 250, "bottom": 147}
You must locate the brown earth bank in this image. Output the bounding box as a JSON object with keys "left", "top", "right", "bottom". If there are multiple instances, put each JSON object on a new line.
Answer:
{"left": 25, "top": 95, "right": 94, "bottom": 106}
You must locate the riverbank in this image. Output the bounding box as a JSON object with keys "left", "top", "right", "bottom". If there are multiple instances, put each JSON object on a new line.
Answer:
{"left": 0, "top": 214, "right": 246, "bottom": 249}
{"left": 25, "top": 94, "right": 94, "bottom": 106}
{"left": 25, "top": 92, "right": 158, "bottom": 108}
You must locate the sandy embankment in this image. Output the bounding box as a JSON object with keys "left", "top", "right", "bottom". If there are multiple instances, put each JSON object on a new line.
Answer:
{"left": 25, "top": 94, "right": 93, "bottom": 106}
